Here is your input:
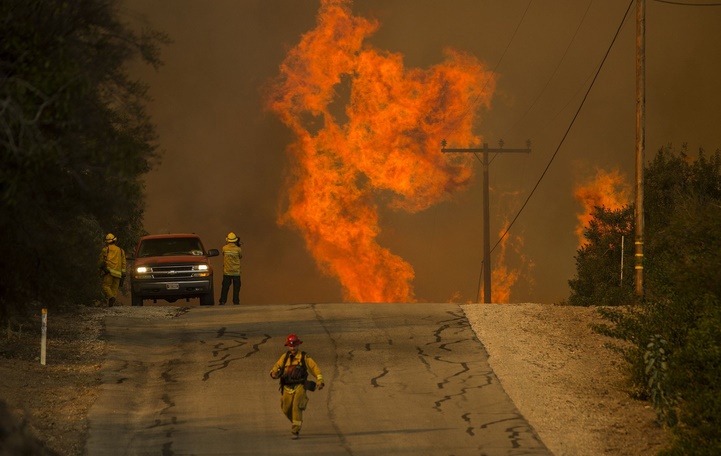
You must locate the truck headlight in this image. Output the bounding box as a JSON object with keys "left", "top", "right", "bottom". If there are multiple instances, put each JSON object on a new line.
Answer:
{"left": 133, "top": 266, "right": 151, "bottom": 279}
{"left": 192, "top": 264, "right": 210, "bottom": 277}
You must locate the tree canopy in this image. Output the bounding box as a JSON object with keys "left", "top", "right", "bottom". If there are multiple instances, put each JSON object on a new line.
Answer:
{"left": 567, "top": 205, "right": 635, "bottom": 306}
{"left": 0, "top": 0, "right": 169, "bottom": 318}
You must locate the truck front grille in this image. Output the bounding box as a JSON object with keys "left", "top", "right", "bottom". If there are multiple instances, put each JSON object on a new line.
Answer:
{"left": 149, "top": 265, "right": 196, "bottom": 279}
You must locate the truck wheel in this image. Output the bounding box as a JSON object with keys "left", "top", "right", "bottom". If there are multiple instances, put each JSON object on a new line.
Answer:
{"left": 131, "top": 293, "right": 143, "bottom": 307}
{"left": 200, "top": 283, "right": 214, "bottom": 306}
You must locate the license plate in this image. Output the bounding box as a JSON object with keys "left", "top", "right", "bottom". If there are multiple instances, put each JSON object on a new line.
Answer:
{"left": 166, "top": 283, "right": 179, "bottom": 290}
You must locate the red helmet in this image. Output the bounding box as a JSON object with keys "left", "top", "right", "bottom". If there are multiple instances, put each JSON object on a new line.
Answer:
{"left": 285, "top": 334, "right": 303, "bottom": 347}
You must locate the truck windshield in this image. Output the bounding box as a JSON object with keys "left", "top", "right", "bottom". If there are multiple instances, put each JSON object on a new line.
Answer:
{"left": 137, "top": 238, "right": 204, "bottom": 258}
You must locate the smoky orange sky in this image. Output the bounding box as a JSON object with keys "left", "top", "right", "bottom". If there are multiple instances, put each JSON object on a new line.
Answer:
{"left": 123, "top": 0, "right": 721, "bottom": 304}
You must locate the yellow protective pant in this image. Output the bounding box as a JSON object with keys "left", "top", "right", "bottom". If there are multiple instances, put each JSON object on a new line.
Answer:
{"left": 280, "top": 384, "right": 309, "bottom": 434}
{"left": 101, "top": 274, "right": 120, "bottom": 301}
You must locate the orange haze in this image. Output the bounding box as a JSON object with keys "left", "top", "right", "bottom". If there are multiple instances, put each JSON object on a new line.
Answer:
{"left": 265, "top": 0, "right": 495, "bottom": 302}
{"left": 574, "top": 168, "right": 631, "bottom": 246}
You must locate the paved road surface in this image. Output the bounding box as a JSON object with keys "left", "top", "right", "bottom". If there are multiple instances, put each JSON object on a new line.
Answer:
{"left": 86, "top": 303, "right": 550, "bottom": 455}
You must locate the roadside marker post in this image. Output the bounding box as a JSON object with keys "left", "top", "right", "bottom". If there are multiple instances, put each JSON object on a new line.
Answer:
{"left": 41, "top": 308, "right": 47, "bottom": 365}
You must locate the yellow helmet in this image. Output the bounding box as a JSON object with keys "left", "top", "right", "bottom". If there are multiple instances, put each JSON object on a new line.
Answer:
{"left": 105, "top": 233, "right": 117, "bottom": 244}
{"left": 226, "top": 232, "right": 238, "bottom": 243}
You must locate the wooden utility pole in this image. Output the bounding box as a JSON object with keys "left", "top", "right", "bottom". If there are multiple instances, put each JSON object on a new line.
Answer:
{"left": 635, "top": 0, "right": 645, "bottom": 297}
{"left": 442, "top": 141, "right": 531, "bottom": 303}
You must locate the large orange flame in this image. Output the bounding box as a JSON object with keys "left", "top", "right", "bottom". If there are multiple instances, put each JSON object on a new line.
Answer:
{"left": 266, "top": 0, "right": 496, "bottom": 302}
{"left": 574, "top": 168, "right": 631, "bottom": 246}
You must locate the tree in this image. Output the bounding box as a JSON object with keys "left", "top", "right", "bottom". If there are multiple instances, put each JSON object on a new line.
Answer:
{"left": 567, "top": 205, "right": 635, "bottom": 306}
{"left": 579, "top": 145, "right": 721, "bottom": 453}
{"left": 644, "top": 146, "right": 721, "bottom": 303}
{"left": 0, "top": 0, "right": 169, "bottom": 319}
{"left": 569, "top": 145, "right": 721, "bottom": 310}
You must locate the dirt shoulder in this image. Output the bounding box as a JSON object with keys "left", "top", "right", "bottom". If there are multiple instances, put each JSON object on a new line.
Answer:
{"left": 0, "top": 303, "right": 671, "bottom": 455}
{"left": 0, "top": 306, "right": 178, "bottom": 456}
{"left": 462, "top": 303, "right": 670, "bottom": 456}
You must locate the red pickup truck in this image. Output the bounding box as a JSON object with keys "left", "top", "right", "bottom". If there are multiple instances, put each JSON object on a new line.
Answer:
{"left": 129, "top": 233, "right": 219, "bottom": 306}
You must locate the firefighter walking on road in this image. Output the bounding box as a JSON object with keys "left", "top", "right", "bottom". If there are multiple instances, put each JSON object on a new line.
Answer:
{"left": 98, "top": 233, "right": 126, "bottom": 307}
{"left": 219, "top": 232, "right": 242, "bottom": 305}
{"left": 270, "top": 334, "right": 324, "bottom": 439}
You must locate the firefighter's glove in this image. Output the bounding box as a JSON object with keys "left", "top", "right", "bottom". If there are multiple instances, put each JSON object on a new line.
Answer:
{"left": 318, "top": 382, "right": 325, "bottom": 390}
{"left": 120, "top": 274, "right": 126, "bottom": 287}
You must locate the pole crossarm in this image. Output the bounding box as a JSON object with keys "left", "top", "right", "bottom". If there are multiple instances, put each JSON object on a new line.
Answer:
{"left": 442, "top": 147, "right": 531, "bottom": 154}
{"left": 441, "top": 139, "right": 532, "bottom": 155}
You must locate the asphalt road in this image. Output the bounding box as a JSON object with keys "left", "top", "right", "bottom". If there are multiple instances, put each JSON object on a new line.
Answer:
{"left": 86, "top": 303, "right": 550, "bottom": 455}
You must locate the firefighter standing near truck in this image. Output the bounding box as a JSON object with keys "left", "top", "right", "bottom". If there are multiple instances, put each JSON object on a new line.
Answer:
{"left": 219, "top": 232, "right": 242, "bottom": 305}
{"left": 98, "top": 233, "right": 126, "bottom": 307}
{"left": 270, "top": 334, "right": 325, "bottom": 439}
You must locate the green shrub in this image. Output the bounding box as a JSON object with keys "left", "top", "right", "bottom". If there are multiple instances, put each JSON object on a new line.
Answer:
{"left": 660, "top": 302, "right": 721, "bottom": 455}
{"left": 645, "top": 334, "right": 677, "bottom": 426}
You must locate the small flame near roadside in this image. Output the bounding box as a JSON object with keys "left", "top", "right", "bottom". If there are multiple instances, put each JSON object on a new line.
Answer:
{"left": 480, "top": 219, "right": 532, "bottom": 304}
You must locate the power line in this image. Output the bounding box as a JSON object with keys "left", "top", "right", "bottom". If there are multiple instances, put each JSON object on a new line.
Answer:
{"left": 443, "top": 1, "right": 533, "bottom": 141}
{"left": 489, "top": 0, "right": 635, "bottom": 256}
{"left": 653, "top": 0, "right": 721, "bottom": 6}
{"left": 502, "top": 0, "right": 594, "bottom": 140}
{"left": 486, "top": 0, "right": 534, "bottom": 78}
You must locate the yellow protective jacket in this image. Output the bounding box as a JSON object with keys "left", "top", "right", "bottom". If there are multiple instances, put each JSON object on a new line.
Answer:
{"left": 270, "top": 351, "right": 324, "bottom": 388}
{"left": 99, "top": 244, "right": 126, "bottom": 278}
{"left": 222, "top": 243, "right": 242, "bottom": 276}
